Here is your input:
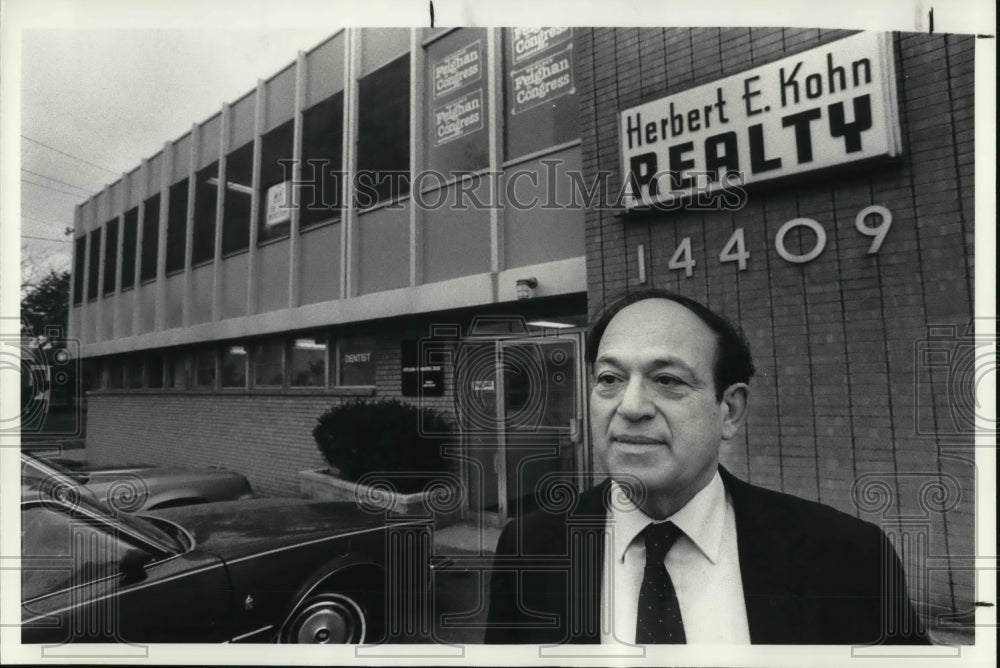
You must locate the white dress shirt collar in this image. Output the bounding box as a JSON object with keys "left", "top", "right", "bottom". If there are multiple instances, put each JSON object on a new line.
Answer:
{"left": 610, "top": 470, "right": 727, "bottom": 565}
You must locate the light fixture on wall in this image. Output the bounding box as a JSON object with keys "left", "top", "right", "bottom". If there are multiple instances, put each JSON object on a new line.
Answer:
{"left": 516, "top": 277, "right": 538, "bottom": 300}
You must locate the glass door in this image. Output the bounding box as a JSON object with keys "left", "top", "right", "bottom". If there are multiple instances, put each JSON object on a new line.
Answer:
{"left": 497, "top": 334, "right": 584, "bottom": 519}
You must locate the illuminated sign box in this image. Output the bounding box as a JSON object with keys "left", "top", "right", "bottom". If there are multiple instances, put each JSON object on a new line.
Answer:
{"left": 618, "top": 32, "right": 902, "bottom": 211}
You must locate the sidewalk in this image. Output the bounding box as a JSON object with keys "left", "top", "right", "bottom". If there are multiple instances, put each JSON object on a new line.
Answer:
{"left": 433, "top": 521, "right": 501, "bottom": 557}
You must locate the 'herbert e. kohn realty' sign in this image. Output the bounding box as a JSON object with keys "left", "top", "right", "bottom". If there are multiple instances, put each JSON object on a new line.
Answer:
{"left": 619, "top": 32, "right": 901, "bottom": 210}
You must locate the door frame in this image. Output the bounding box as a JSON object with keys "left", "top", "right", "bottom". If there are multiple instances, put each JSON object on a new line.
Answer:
{"left": 470, "top": 329, "right": 589, "bottom": 526}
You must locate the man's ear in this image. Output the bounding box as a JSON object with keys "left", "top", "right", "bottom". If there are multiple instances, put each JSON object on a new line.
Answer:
{"left": 719, "top": 383, "right": 750, "bottom": 441}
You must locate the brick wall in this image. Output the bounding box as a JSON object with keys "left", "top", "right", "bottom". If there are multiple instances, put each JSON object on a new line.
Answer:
{"left": 578, "top": 28, "right": 975, "bottom": 632}
{"left": 86, "top": 319, "right": 464, "bottom": 497}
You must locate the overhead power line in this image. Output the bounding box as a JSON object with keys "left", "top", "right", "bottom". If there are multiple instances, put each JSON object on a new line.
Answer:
{"left": 22, "top": 179, "right": 90, "bottom": 199}
{"left": 22, "top": 234, "right": 71, "bottom": 243}
{"left": 23, "top": 216, "right": 72, "bottom": 232}
{"left": 21, "top": 168, "right": 94, "bottom": 194}
{"left": 21, "top": 135, "right": 120, "bottom": 176}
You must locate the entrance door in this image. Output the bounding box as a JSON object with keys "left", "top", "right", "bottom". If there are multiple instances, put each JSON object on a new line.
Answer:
{"left": 456, "top": 332, "right": 586, "bottom": 525}
{"left": 498, "top": 336, "right": 584, "bottom": 519}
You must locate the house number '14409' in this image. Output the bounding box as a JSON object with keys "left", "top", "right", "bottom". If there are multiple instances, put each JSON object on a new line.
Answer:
{"left": 665, "top": 205, "right": 893, "bottom": 276}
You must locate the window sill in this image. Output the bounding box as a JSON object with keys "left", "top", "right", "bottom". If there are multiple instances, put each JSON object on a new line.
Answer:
{"left": 501, "top": 138, "right": 582, "bottom": 169}
{"left": 221, "top": 248, "right": 250, "bottom": 260}
{"left": 257, "top": 233, "right": 291, "bottom": 248}
{"left": 300, "top": 216, "right": 342, "bottom": 233}
{"left": 357, "top": 192, "right": 412, "bottom": 216}
{"left": 418, "top": 167, "right": 491, "bottom": 195}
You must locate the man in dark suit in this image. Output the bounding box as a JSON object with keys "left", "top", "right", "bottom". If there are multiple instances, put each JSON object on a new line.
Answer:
{"left": 485, "top": 289, "right": 926, "bottom": 644}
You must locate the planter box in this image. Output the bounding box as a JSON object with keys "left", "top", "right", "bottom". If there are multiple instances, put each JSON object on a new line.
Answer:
{"left": 298, "top": 469, "right": 463, "bottom": 527}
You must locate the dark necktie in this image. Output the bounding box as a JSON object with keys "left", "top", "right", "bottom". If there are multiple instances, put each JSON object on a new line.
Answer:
{"left": 635, "top": 521, "right": 686, "bottom": 644}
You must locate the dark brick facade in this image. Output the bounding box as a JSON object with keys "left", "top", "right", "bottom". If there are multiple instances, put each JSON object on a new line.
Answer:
{"left": 577, "top": 28, "right": 975, "bottom": 633}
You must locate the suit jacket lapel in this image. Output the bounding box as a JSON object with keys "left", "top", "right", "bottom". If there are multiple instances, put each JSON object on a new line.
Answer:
{"left": 719, "top": 466, "right": 821, "bottom": 644}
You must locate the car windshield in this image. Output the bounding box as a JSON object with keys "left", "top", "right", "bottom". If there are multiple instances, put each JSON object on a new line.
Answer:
{"left": 21, "top": 452, "right": 88, "bottom": 484}
{"left": 21, "top": 455, "right": 182, "bottom": 554}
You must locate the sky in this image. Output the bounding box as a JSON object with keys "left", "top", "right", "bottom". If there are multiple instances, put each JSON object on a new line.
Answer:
{"left": 14, "top": 11, "right": 344, "bottom": 282}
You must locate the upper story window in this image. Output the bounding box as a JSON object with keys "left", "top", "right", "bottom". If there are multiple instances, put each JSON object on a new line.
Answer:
{"left": 503, "top": 28, "right": 578, "bottom": 161}
{"left": 140, "top": 193, "right": 160, "bottom": 282}
{"left": 72, "top": 236, "right": 85, "bottom": 305}
{"left": 166, "top": 179, "right": 189, "bottom": 274}
{"left": 258, "top": 121, "right": 294, "bottom": 244}
{"left": 102, "top": 218, "right": 118, "bottom": 296}
{"left": 425, "top": 29, "right": 489, "bottom": 175}
{"left": 121, "top": 207, "right": 138, "bottom": 290}
{"left": 300, "top": 92, "right": 344, "bottom": 229}
{"left": 221, "top": 142, "right": 254, "bottom": 255}
{"left": 357, "top": 55, "right": 411, "bottom": 207}
{"left": 86, "top": 228, "right": 101, "bottom": 301}
{"left": 192, "top": 162, "right": 218, "bottom": 265}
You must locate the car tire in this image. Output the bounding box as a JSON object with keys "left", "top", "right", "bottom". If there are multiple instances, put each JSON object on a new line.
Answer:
{"left": 280, "top": 581, "right": 385, "bottom": 644}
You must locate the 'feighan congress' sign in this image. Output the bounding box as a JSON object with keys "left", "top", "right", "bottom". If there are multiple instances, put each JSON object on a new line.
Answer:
{"left": 509, "top": 28, "right": 575, "bottom": 115}
{"left": 619, "top": 32, "right": 901, "bottom": 210}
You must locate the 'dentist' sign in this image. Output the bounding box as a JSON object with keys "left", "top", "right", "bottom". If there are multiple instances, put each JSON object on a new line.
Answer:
{"left": 619, "top": 32, "right": 901, "bottom": 210}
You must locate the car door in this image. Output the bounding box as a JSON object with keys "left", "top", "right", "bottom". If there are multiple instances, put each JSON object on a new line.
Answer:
{"left": 21, "top": 499, "right": 235, "bottom": 644}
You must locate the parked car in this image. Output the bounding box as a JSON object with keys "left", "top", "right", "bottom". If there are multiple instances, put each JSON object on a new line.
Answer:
{"left": 20, "top": 452, "right": 431, "bottom": 644}
{"left": 23, "top": 450, "right": 254, "bottom": 511}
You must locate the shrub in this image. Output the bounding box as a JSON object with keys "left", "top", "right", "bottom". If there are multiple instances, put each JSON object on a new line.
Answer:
{"left": 312, "top": 398, "right": 453, "bottom": 493}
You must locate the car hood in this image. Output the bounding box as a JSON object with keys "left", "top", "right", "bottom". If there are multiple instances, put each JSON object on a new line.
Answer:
{"left": 83, "top": 465, "right": 241, "bottom": 481}
{"left": 143, "top": 497, "right": 390, "bottom": 559}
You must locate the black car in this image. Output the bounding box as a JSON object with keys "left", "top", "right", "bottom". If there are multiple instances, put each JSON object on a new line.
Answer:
{"left": 21, "top": 455, "right": 432, "bottom": 644}
{"left": 25, "top": 451, "right": 254, "bottom": 510}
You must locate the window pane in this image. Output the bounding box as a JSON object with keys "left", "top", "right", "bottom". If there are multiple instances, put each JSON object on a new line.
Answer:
{"left": 193, "top": 348, "right": 216, "bottom": 389}
{"left": 72, "top": 236, "right": 86, "bottom": 305}
{"left": 166, "top": 179, "right": 189, "bottom": 274}
{"left": 425, "top": 29, "right": 488, "bottom": 174}
{"left": 22, "top": 505, "right": 142, "bottom": 600}
{"left": 300, "top": 92, "right": 344, "bottom": 228}
{"left": 503, "top": 28, "right": 578, "bottom": 160}
{"left": 192, "top": 162, "right": 218, "bottom": 264}
{"left": 221, "top": 143, "right": 254, "bottom": 254}
{"left": 82, "top": 358, "right": 100, "bottom": 391}
{"left": 102, "top": 218, "right": 118, "bottom": 295}
{"left": 338, "top": 336, "right": 375, "bottom": 386}
{"left": 106, "top": 357, "right": 124, "bottom": 389}
{"left": 167, "top": 351, "right": 188, "bottom": 389}
{"left": 252, "top": 340, "right": 284, "bottom": 387}
{"left": 290, "top": 335, "right": 327, "bottom": 387}
{"left": 146, "top": 352, "right": 164, "bottom": 389}
{"left": 121, "top": 208, "right": 138, "bottom": 289}
{"left": 357, "top": 55, "right": 410, "bottom": 206}
{"left": 86, "top": 228, "right": 101, "bottom": 301}
{"left": 127, "top": 355, "right": 144, "bottom": 389}
{"left": 221, "top": 345, "right": 247, "bottom": 388}
{"left": 140, "top": 193, "right": 160, "bottom": 282}
{"left": 258, "top": 121, "right": 294, "bottom": 243}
